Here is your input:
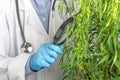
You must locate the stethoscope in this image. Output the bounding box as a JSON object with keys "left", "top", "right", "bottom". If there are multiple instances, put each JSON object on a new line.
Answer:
{"left": 15, "top": 0, "right": 74, "bottom": 53}
{"left": 16, "top": 0, "right": 34, "bottom": 53}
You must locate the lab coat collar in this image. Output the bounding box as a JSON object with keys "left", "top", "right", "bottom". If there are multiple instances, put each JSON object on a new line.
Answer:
{"left": 18, "top": 0, "right": 35, "bottom": 10}
{"left": 19, "top": 0, "right": 54, "bottom": 11}
{"left": 19, "top": 0, "right": 55, "bottom": 42}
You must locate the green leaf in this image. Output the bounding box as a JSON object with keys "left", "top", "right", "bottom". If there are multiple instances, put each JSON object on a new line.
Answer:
{"left": 115, "top": 60, "right": 120, "bottom": 71}
{"left": 112, "top": 77, "right": 120, "bottom": 80}
{"left": 97, "top": 55, "right": 109, "bottom": 65}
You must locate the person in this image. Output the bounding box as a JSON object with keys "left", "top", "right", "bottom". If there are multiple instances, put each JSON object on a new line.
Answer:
{"left": 0, "top": 0, "right": 64, "bottom": 80}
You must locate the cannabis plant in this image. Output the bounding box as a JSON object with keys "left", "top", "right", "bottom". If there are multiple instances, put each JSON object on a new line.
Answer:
{"left": 59, "top": 0, "right": 120, "bottom": 80}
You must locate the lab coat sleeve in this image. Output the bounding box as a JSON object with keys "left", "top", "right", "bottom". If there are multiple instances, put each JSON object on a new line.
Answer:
{"left": 0, "top": 10, "right": 32, "bottom": 80}
{"left": 8, "top": 53, "right": 31, "bottom": 80}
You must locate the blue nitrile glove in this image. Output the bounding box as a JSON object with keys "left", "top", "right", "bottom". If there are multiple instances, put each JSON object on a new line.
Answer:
{"left": 29, "top": 43, "right": 64, "bottom": 71}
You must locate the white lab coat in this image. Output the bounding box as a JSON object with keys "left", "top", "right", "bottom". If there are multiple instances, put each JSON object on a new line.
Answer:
{"left": 0, "top": 0, "right": 64, "bottom": 80}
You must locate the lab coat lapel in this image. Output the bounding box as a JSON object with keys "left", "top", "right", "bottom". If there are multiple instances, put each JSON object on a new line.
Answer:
{"left": 49, "top": 0, "right": 55, "bottom": 42}
{"left": 49, "top": 0, "right": 64, "bottom": 42}
{"left": 19, "top": 0, "right": 49, "bottom": 37}
{"left": 19, "top": 0, "right": 63, "bottom": 43}
{"left": 28, "top": 9, "right": 49, "bottom": 37}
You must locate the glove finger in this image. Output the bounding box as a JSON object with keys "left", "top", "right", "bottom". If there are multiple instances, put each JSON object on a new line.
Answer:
{"left": 29, "top": 55, "right": 41, "bottom": 71}
{"left": 42, "top": 52, "right": 55, "bottom": 64}
{"left": 38, "top": 58, "right": 50, "bottom": 68}
{"left": 48, "top": 44, "right": 63, "bottom": 54}
{"left": 31, "top": 64, "right": 41, "bottom": 71}
{"left": 47, "top": 49, "right": 58, "bottom": 59}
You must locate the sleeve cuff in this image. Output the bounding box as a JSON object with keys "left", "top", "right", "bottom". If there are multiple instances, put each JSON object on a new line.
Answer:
{"left": 25, "top": 55, "right": 37, "bottom": 75}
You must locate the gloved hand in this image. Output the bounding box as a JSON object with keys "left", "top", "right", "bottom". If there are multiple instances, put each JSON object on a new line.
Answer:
{"left": 29, "top": 43, "right": 63, "bottom": 71}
